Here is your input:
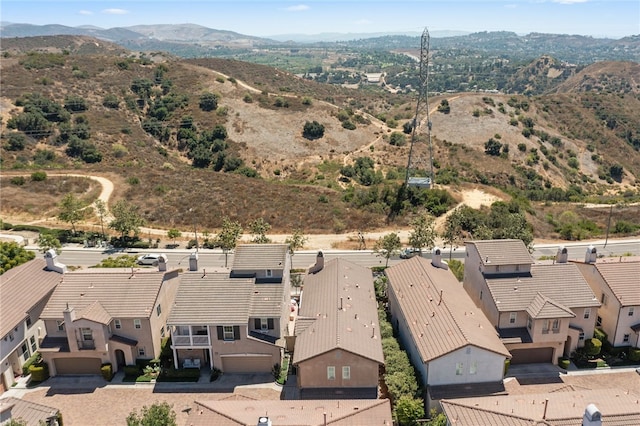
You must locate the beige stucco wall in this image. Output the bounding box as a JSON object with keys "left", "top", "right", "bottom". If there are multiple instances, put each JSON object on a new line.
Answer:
{"left": 209, "top": 325, "right": 281, "bottom": 371}
{"left": 296, "top": 349, "right": 379, "bottom": 389}
{"left": 427, "top": 346, "right": 506, "bottom": 386}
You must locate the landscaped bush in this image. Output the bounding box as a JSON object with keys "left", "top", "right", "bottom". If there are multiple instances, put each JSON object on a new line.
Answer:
{"left": 22, "top": 352, "right": 41, "bottom": 376}
{"left": 629, "top": 348, "right": 640, "bottom": 362}
{"left": 29, "top": 364, "right": 49, "bottom": 382}
{"left": 101, "top": 363, "right": 113, "bottom": 381}
{"left": 157, "top": 367, "right": 200, "bottom": 382}
{"left": 124, "top": 365, "right": 140, "bottom": 377}
{"left": 504, "top": 359, "right": 510, "bottom": 375}
{"left": 210, "top": 368, "right": 222, "bottom": 382}
{"left": 559, "top": 358, "right": 570, "bottom": 369}
{"left": 593, "top": 328, "right": 607, "bottom": 343}
{"left": 584, "top": 338, "right": 602, "bottom": 356}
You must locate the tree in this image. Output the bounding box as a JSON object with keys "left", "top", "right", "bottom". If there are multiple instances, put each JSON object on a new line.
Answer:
{"left": 0, "top": 241, "right": 36, "bottom": 275}
{"left": 199, "top": 92, "right": 220, "bottom": 111}
{"left": 424, "top": 409, "right": 448, "bottom": 426}
{"left": 285, "top": 229, "right": 308, "bottom": 257}
{"left": 388, "top": 131, "right": 406, "bottom": 146}
{"left": 126, "top": 402, "right": 177, "bottom": 426}
{"left": 374, "top": 232, "right": 401, "bottom": 267}
{"left": 37, "top": 233, "right": 61, "bottom": 254}
{"left": 408, "top": 213, "right": 437, "bottom": 254}
{"left": 248, "top": 218, "right": 272, "bottom": 244}
{"left": 394, "top": 396, "right": 426, "bottom": 426}
{"left": 302, "top": 120, "right": 325, "bottom": 140}
{"left": 58, "top": 193, "right": 84, "bottom": 235}
{"left": 94, "top": 199, "right": 108, "bottom": 238}
{"left": 484, "top": 138, "right": 502, "bottom": 156}
{"left": 109, "top": 200, "right": 145, "bottom": 241}
{"left": 437, "top": 99, "right": 450, "bottom": 114}
{"left": 442, "top": 208, "right": 463, "bottom": 260}
{"left": 216, "top": 217, "right": 243, "bottom": 267}
{"left": 167, "top": 228, "right": 182, "bottom": 245}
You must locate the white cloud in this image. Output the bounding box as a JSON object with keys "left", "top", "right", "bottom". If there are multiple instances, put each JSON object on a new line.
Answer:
{"left": 79, "top": 10, "right": 93, "bottom": 16}
{"left": 551, "top": 0, "right": 589, "bottom": 4}
{"left": 284, "top": 5, "right": 310, "bottom": 12}
{"left": 101, "top": 8, "right": 129, "bottom": 15}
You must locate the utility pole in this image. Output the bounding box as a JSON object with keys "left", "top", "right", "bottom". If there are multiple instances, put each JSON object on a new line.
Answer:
{"left": 603, "top": 204, "right": 613, "bottom": 249}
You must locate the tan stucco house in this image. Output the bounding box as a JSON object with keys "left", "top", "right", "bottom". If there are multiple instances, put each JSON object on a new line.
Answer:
{"left": 386, "top": 250, "right": 511, "bottom": 410}
{"left": 463, "top": 239, "right": 600, "bottom": 364}
{"left": 38, "top": 262, "right": 180, "bottom": 376}
{"left": 574, "top": 255, "right": 640, "bottom": 348}
{"left": 0, "top": 256, "right": 61, "bottom": 393}
{"left": 167, "top": 244, "right": 290, "bottom": 373}
{"left": 292, "top": 258, "right": 384, "bottom": 399}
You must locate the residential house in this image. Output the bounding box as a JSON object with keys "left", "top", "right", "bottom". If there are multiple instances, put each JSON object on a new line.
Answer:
{"left": 38, "top": 258, "right": 180, "bottom": 376}
{"left": 292, "top": 258, "right": 384, "bottom": 399}
{"left": 385, "top": 250, "right": 511, "bottom": 410}
{"left": 0, "top": 254, "right": 62, "bottom": 393}
{"left": 167, "top": 244, "right": 290, "bottom": 373}
{"left": 0, "top": 397, "right": 60, "bottom": 426}
{"left": 441, "top": 387, "right": 640, "bottom": 426}
{"left": 463, "top": 240, "right": 600, "bottom": 364}
{"left": 574, "top": 254, "right": 640, "bottom": 348}
{"left": 187, "top": 398, "right": 393, "bottom": 426}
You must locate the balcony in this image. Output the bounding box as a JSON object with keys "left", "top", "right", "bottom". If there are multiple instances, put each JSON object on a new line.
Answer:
{"left": 77, "top": 340, "right": 96, "bottom": 350}
{"left": 172, "top": 333, "right": 210, "bottom": 347}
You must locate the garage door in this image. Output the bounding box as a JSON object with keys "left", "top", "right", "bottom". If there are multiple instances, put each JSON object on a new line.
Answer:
{"left": 510, "top": 348, "right": 553, "bottom": 364}
{"left": 54, "top": 358, "right": 102, "bottom": 375}
{"left": 221, "top": 355, "right": 273, "bottom": 373}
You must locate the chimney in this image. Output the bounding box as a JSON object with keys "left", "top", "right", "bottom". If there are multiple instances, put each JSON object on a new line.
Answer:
{"left": 585, "top": 245, "right": 597, "bottom": 264}
{"left": 189, "top": 252, "right": 198, "bottom": 271}
{"left": 63, "top": 303, "right": 76, "bottom": 323}
{"left": 556, "top": 246, "right": 568, "bottom": 263}
{"left": 308, "top": 251, "right": 324, "bottom": 274}
{"left": 431, "top": 247, "right": 449, "bottom": 270}
{"left": 582, "top": 404, "right": 602, "bottom": 426}
{"left": 44, "top": 249, "right": 67, "bottom": 274}
{"left": 158, "top": 253, "right": 168, "bottom": 272}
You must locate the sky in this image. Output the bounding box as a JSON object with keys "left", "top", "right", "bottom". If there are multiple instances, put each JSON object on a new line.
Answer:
{"left": 1, "top": 0, "right": 639, "bottom": 39}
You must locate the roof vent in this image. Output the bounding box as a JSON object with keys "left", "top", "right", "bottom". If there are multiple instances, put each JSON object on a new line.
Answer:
{"left": 556, "top": 246, "right": 568, "bottom": 263}
{"left": 583, "top": 404, "right": 602, "bottom": 426}
{"left": 44, "top": 249, "right": 67, "bottom": 274}
{"left": 257, "top": 416, "right": 272, "bottom": 426}
{"left": 585, "top": 245, "right": 597, "bottom": 264}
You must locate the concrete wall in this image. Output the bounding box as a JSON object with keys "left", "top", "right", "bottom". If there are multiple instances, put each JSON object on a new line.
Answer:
{"left": 296, "top": 349, "right": 378, "bottom": 390}
{"left": 427, "top": 346, "right": 506, "bottom": 386}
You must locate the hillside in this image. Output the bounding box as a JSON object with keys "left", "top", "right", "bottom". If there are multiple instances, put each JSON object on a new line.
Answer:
{"left": 0, "top": 37, "right": 639, "bottom": 242}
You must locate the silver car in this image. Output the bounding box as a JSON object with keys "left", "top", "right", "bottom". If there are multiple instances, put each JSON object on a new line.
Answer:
{"left": 136, "top": 253, "right": 163, "bottom": 266}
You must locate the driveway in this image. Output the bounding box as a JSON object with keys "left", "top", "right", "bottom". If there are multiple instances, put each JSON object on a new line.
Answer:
{"left": 8, "top": 373, "right": 282, "bottom": 426}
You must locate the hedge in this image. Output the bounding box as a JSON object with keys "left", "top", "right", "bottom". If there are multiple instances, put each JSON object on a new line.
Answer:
{"left": 630, "top": 348, "right": 640, "bottom": 362}
{"left": 22, "top": 352, "right": 41, "bottom": 376}
{"left": 559, "top": 358, "right": 570, "bottom": 369}
{"left": 124, "top": 365, "right": 141, "bottom": 377}
{"left": 158, "top": 367, "right": 200, "bottom": 382}
{"left": 29, "top": 365, "right": 49, "bottom": 382}
{"left": 593, "top": 328, "right": 607, "bottom": 343}
{"left": 584, "top": 338, "right": 602, "bottom": 356}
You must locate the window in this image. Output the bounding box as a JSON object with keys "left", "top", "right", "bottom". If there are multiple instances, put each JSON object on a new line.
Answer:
{"left": 579, "top": 332, "right": 585, "bottom": 341}
{"left": 138, "top": 347, "right": 146, "bottom": 357}
{"left": 596, "top": 316, "right": 602, "bottom": 327}
{"left": 20, "top": 343, "right": 30, "bottom": 361}
{"left": 223, "top": 326, "right": 235, "bottom": 341}
{"left": 30, "top": 336, "right": 37, "bottom": 352}
{"left": 327, "top": 366, "right": 336, "bottom": 380}
{"left": 527, "top": 316, "right": 532, "bottom": 330}
{"left": 81, "top": 328, "right": 93, "bottom": 341}
{"left": 542, "top": 320, "right": 550, "bottom": 334}
{"left": 134, "top": 319, "right": 141, "bottom": 329}
{"left": 261, "top": 318, "right": 269, "bottom": 331}
{"left": 342, "top": 366, "right": 351, "bottom": 380}
{"left": 156, "top": 305, "right": 162, "bottom": 316}
{"left": 25, "top": 316, "right": 32, "bottom": 328}
{"left": 469, "top": 361, "right": 477, "bottom": 375}
{"left": 629, "top": 307, "right": 635, "bottom": 317}
{"left": 552, "top": 319, "right": 560, "bottom": 333}
{"left": 509, "top": 312, "right": 517, "bottom": 324}
{"left": 601, "top": 293, "right": 608, "bottom": 306}
{"left": 623, "top": 334, "right": 630, "bottom": 343}
{"left": 583, "top": 308, "right": 591, "bottom": 319}
{"left": 57, "top": 320, "right": 65, "bottom": 331}
{"left": 160, "top": 326, "right": 165, "bottom": 338}
{"left": 114, "top": 319, "right": 121, "bottom": 329}
{"left": 266, "top": 269, "right": 273, "bottom": 278}
{"left": 456, "top": 363, "right": 463, "bottom": 375}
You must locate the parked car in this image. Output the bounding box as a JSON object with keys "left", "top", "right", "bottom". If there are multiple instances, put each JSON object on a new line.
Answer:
{"left": 399, "top": 248, "right": 421, "bottom": 259}
{"left": 136, "top": 253, "right": 164, "bottom": 266}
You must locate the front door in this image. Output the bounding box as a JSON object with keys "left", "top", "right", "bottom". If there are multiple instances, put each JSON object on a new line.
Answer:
{"left": 115, "top": 349, "right": 126, "bottom": 367}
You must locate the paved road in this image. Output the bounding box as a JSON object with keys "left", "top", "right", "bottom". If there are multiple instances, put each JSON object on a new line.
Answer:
{"left": 38, "top": 239, "right": 640, "bottom": 270}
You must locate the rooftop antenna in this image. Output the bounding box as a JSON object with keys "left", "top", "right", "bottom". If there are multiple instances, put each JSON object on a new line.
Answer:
{"left": 405, "top": 27, "right": 434, "bottom": 189}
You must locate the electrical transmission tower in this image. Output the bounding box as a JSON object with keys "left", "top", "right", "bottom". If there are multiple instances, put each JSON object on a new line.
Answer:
{"left": 405, "top": 27, "right": 434, "bottom": 189}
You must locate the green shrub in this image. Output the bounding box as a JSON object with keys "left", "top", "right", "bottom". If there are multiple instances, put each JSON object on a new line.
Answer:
{"left": 210, "top": 368, "right": 221, "bottom": 382}
{"left": 584, "top": 338, "right": 602, "bottom": 356}
{"left": 629, "top": 348, "right": 640, "bottom": 362}
{"left": 504, "top": 358, "right": 510, "bottom": 375}
{"left": 30, "top": 171, "right": 47, "bottom": 181}
{"left": 10, "top": 176, "right": 26, "bottom": 186}
{"left": 158, "top": 367, "right": 200, "bottom": 382}
{"left": 124, "top": 365, "right": 140, "bottom": 377}
{"left": 29, "top": 364, "right": 49, "bottom": 382}
{"left": 593, "top": 328, "right": 607, "bottom": 343}
{"left": 101, "top": 363, "right": 113, "bottom": 381}
{"left": 22, "top": 352, "right": 42, "bottom": 376}
{"left": 559, "top": 358, "right": 570, "bottom": 369}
